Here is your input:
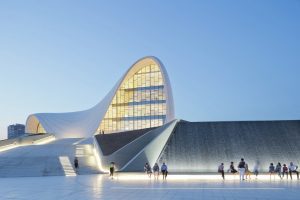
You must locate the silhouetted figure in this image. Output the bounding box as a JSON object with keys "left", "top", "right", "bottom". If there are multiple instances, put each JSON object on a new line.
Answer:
{"left": 218, "top": 163, "right": 225, "bottom": 180}
{"left": 110, "top": 162, "right": 115, "bottom": 179}
{"left": 74, "top": 157, "right": 79, "bottom": 170}
{"left": 229, "top": 162, "right": 237, "bottom": 174}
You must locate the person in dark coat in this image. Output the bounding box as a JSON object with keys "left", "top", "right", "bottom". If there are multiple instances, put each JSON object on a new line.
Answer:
{"left": 74, "top": 157, "right": 79, "bottom": 170}
{"left": 110, "top": 162, "right": 115, "bottom": 179}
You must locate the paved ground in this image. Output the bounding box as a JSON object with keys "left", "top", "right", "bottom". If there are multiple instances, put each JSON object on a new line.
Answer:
{"left": 1, "top": 174, "right": 300, "bottom": 200}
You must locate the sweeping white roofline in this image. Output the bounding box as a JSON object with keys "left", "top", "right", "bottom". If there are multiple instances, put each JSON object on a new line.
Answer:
{"left": 25, "top": 56, "right": 175, "bottom": 138}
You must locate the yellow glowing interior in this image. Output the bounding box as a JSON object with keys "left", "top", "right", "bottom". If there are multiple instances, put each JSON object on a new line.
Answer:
{"left": 26, "top": 116, "right": 47, "bottom": 134}
{"left": 98, "top": 64, "right": 167, "bottom": 133}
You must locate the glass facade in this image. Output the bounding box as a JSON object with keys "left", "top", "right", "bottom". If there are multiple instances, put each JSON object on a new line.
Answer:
{"left": 36, "top": 123, "right": 46, "bottom": 133}
{"left": 98, "top": 64, "right": 167, "bottom": 133}
{"left": 26, "top": 116, "right": 46, "bottom": 134}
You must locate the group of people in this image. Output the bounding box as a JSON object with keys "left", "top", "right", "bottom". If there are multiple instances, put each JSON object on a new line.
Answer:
{"left": 144, "top": 162, "right": 168, "bottom": 180}
{"left": 269, "top": 162, "right": 299, "bottom": 180}
{"left": 76, "top": 157, "right": 300, "bottom": 181}
{"left": 107, "top": 161, "right": 167, "bottom": 180}
{"left": 218, "top": 159, "right": 253, "bottom": 180}
{"left": 218, "top": 158, "right": 300, "bottom": 180}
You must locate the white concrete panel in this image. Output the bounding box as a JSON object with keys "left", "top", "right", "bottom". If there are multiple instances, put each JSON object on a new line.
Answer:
{"left": 120, "top": 119, "right": 178, "bottom": 171}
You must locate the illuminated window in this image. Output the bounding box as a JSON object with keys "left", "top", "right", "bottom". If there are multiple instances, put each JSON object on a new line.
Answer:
{"left": 26, "top": 116, "right": 47, "bottom": 134}
{"left": 98, "top": 64, "right": 167, "bottom": 133}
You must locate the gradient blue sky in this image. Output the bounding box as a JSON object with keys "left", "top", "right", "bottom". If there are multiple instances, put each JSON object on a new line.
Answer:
{"left": 0, "top": 1, "right": 299, "bottom": 139}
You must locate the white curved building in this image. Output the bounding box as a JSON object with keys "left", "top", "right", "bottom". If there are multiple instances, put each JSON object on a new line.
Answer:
{"left": 25, "top": 56, "right": 175, "bottom": 138}
{"left": 23, "top": 56, "right": 300, "bottom": 174}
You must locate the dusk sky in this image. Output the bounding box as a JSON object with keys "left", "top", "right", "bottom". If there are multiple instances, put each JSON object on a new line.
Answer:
{"left": 0, "top": 0, "right": 299, "bottom": 139}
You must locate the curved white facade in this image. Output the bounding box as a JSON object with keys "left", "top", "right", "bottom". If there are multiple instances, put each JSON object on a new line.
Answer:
{"left": 25, "top": 56, "right": 175, "bottom": 138}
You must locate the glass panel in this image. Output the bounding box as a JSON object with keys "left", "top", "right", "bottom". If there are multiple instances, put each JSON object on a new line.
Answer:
{"left": 98, "top": 64, "right": 167, "bottom": 133}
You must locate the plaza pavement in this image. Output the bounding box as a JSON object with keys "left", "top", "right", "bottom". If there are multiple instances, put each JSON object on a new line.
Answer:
{"left": 1, "top": 173, "right": 300, "bottom": 200}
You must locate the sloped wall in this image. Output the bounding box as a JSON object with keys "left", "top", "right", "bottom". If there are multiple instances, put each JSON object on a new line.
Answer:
{"left": 158, "top": 120, "right": 300, "bottom": 173}
{"left": 94, "top": 120, "right": 178, "bottom": 171}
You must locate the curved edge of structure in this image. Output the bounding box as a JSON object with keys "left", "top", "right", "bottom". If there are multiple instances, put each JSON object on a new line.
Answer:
{"left": 25, "top": 56, "right": 175, "bottom": 138}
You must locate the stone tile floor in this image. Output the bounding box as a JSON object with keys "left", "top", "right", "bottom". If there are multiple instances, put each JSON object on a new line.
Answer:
{"left": 1, "top": 173, "right": 300, "bottom": 200}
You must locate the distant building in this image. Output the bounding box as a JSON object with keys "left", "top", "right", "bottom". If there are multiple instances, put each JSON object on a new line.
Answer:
{"left": 7, "top": 124, "right": 25, "bottom": 139}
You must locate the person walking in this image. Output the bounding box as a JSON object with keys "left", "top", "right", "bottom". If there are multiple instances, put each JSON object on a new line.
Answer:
{"left": 109, "top": 162, "right": 115, "bottom": 179}
{"left": 161, "top": 163, "right": 168, "bottom": 180}
{"left": 74, "top": 157, "right": 79, "bottom": 171}
{"left": 288, "top": 162, "right": 299, "bottom": 180}
{"left": 275, "top": 162, "right": 282, "bottom": 179}
{"left": 269, "top": 163, "right": 275, "bottom": 179}
{"left": 218, "top": 163, "right": 225, "bottom": 180}
{"left": 238, "top": 158, "right": 246, "bottom": 181}
{"left": 153, "top": 163, "right": 160, "bottom": 179}
{"left": 144, "top": 163, "right": 152, "bottom": 178}
{"left": 282, "top": 164, "right": 289, "bottom": 179}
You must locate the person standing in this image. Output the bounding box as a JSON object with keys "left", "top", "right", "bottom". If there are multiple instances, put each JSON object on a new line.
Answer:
{"left": 288, "top": 162, "right": 299, "bottom": 180}
{"left": 161, "top": 163, "right": 168, "bottom": 180}
{"left": 74, "top": 157, "right": 79, "bottom": 171}
{"left": 238, "top": 158, "right": 246, "bottom": 181}
{"left": 275, "top": 162, "right": 282, "bottom": 179}
{"left": 218, "top": 163, "right": 225, "bottom": 180}
{"left": 110, "top": 162, "right": 115, "bottom": 179}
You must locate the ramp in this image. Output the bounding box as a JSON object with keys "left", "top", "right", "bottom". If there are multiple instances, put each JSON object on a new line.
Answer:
{"left": 0, "top": 138, "right": 100, "bottom": 177}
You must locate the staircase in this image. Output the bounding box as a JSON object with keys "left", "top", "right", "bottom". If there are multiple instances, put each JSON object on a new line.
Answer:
{"left": 0, "top": 138, "right": 100, "bottom": 177}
